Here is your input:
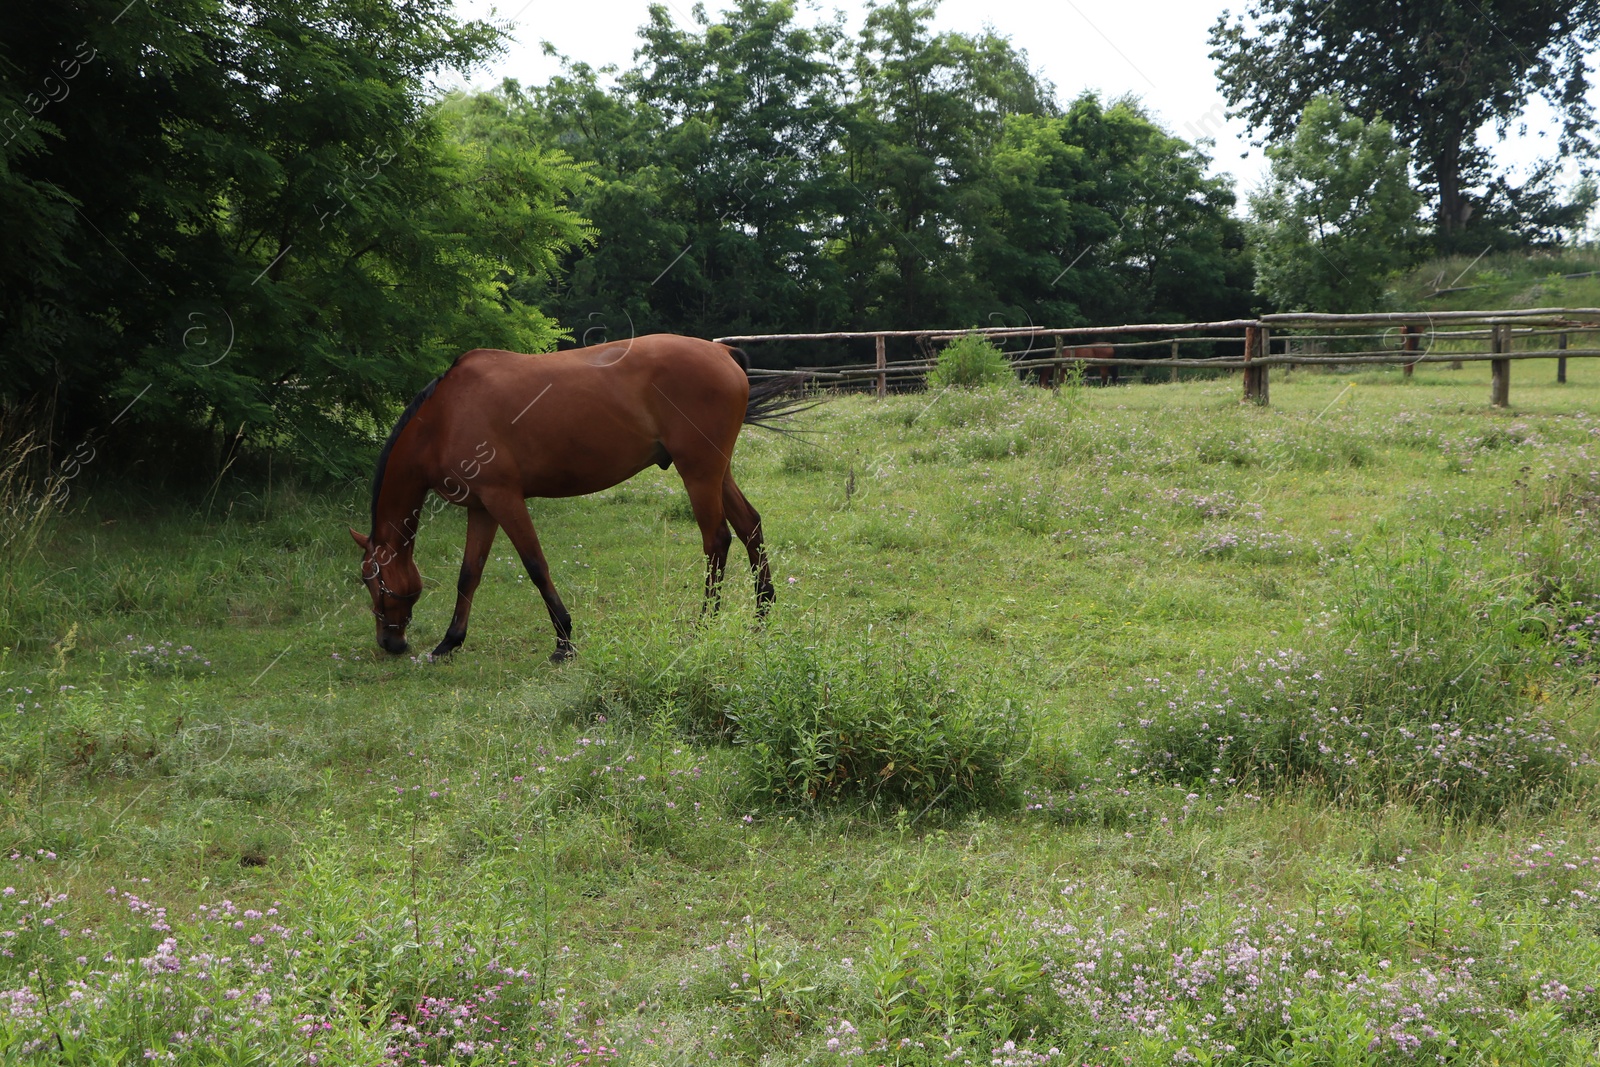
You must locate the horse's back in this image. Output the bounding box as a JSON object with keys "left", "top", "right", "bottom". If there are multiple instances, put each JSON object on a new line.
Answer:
{"left": 449, "top": 335, "right": 742, "bottom": 391}
{"left": 426, "top": 335, "right": 748, "bottom": 496}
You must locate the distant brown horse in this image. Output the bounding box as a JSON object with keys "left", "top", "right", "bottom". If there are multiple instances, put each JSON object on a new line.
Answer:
{"left": 1081, "top": 347, "right": 1121, "bottom": 386}
{"left": 1036, "top": 346, "right": 1119, "bottom": 386}
{"left": 350, "top": 335, "right": 800, "bottom": 661}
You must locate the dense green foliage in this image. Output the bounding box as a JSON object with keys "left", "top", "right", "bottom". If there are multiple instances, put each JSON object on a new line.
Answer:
{"left": 1249, "top": 97, "right": 1423, "bottom": 312}
{"left": 928, "top": 334, "right": 1015, "bottom": 388}
{"left": 0, "top": 0, "right": 588, "bottom": 465}
{"left": 495, "top": 0, "right": 1255, "bottom": 349}
{"left": 5, "top": 371, "right": 1600, "bottom": 1061}
{"left": 1, "top": 0, "right": 1259, "bottom": 462}
{"left": 1210, "top": 0, "right": 1600, "bottom": 249}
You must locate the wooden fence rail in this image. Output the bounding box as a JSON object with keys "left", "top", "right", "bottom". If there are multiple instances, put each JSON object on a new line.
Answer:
{"left": 720, "top": 309, "right": 1600, "bottom": 408}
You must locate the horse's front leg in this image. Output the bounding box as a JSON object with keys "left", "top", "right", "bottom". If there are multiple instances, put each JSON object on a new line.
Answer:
{"left": 480, "top": 490, "right": 575, "bottom": 662}
{"left": 432, "top": 505, "right": 497, "bottom": 658}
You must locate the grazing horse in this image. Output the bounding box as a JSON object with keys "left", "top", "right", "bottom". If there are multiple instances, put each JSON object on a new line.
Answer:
{"left": 349, "top": 335, "right": 798, "bottom": 662}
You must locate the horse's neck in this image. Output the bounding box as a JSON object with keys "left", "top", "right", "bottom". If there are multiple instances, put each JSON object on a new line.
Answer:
{"left": 374, "top": 447, "right": 430, "bottom": 551}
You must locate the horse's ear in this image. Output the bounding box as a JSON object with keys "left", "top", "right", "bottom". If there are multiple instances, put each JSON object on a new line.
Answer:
{"left": 349, "top": 527, "right": 371, "bottom": 550}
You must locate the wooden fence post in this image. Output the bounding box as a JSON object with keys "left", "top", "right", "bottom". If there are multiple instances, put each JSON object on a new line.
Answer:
{"left": 1402, "top": 324, "right": 1418, "bottom": 377}
{"left": 1053, "top": 335, "right": 1064, "bottom": 389}
{"left": 875, "top": 334, "right": 887, "bottom": 400}
{"left": 1558, "top": 332, "right": 1568, "bottom": 383}
{"left": 1242, "top": 326, "right": 1256, "bottom": 402}
{"left": 1490, "top": 324, "right": 1510, "bottom": 407}
{"left": 1242, "top": 326, "right": 1268, "bottom": 404}
{"left": 1170, "top": 339, "right": 1180, "bottom": 383}
{"left": 1259, "top": 328, "right": 1270, "bottom": 404}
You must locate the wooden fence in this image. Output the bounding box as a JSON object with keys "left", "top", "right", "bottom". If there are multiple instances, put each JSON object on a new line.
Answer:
{"left": 716, "top": 308, "right": 1600, "bottom": 407}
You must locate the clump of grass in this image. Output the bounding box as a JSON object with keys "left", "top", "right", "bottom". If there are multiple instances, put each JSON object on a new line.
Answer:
{"left": 779, "top": 445, "right": 833, "bottom": 474}
{"left": 1110, "top": 540, "right": 1593, "bottom": 814}
{"left": 1276, "top": 426, "right": 1376, "bottom": 470}
{"left": 1517, "top": 467, "right": 1600, "bottom": 609}
{"left": 580, "top": 621, "right": 1030, "bottom": 811}
{"left": 730, "top": 634, "right": 1029, "bottom": 810}
{"left": 929, "top": 334, "right": 1015, "bottom": 389}
{"left": 577, "top": 621, "right": 750, "bottom": 740}
{"left": 1194, "top": 429, "right": 1261, "bottom": 467}
{"left": 962, "top": 473, "right": 1067, "bottom": 534}
{"left": 1160, "top": 487, "right": 1253, "bottom": 524}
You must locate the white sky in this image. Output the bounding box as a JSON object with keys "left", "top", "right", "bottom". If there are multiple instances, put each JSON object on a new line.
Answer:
{"left": 446, "top": 0, "right": 1597, "bottom": 211}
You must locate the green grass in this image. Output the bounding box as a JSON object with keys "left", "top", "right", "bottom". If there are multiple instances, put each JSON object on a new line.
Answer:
{"left": 5, "top": 367, "right": 1600, "bottom": 1064}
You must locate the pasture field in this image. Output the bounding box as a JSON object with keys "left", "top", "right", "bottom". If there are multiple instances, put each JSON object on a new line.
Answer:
{"left": 5, "top": 362, "right": 1600, "bottom": 1065}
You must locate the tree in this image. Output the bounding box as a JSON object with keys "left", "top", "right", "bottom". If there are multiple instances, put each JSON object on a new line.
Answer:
{"left": 971, "top": 97, "right": 1254, "bottom": 328}
{"left": 1210, "top": 0, "right": 1600, "bottom": 247}
{"left": 1248, "top": 97, "right": 1422, "bottom": 313}
{"left": 508, "top": 0, "right": 1255, "bottom": 350}
{"left": 1059, "top": 96, "right": 1254, "bottom": 325}
{"left": 1478, "top": 163, "right": 1599, "bottom": 248}
{"left": 0, "top": 0, "right": 588, "bottom": 472}
{"left": 506, "top": 0, "right": 854, "bottom": 343}
{"left": 841, "top": 0, "right": 1055, "bottom": 327}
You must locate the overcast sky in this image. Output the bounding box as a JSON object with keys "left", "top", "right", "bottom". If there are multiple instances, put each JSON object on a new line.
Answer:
{"left": 445, "top": 0, "right": 1597, "bottom": 209}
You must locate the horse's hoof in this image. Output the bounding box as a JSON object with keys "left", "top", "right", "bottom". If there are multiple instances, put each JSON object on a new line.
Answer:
{"left": 549, "top": 642, "right": 576, "bottom": 664}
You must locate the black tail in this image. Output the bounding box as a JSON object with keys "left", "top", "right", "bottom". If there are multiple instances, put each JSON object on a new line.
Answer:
{"left": 726, "top": 346, "right": 820, "bottom": 432}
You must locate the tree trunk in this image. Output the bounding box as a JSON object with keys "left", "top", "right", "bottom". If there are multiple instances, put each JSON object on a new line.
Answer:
{"left": 1433, "top": 143, "right": 1466, "bottom": 242}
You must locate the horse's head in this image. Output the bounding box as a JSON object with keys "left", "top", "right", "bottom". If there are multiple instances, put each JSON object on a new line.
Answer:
{"left": 350, "top": 528, "right": 421, "bottom": 654}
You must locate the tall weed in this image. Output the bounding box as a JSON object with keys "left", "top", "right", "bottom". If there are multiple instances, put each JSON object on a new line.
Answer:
{"left": 0, "top": 425, "right": 65, "bottom": 647}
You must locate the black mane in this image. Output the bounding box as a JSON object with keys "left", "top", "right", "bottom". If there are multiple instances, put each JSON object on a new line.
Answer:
{"left": 370, "top": 376, "right": 441, "bottom": 537}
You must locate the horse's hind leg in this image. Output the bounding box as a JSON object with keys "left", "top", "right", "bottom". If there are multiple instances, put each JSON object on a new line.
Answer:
{"left": 722, "top": 473, "right": 774, "bottom": 613}
{"left": 681, "top": 471, "right": 732, "bottom": 613}
{"left": 479, "top": 489, "right": 575, "bottom": 662}
{"left": 432, "top": 505, "right": 497, "bottom": 658}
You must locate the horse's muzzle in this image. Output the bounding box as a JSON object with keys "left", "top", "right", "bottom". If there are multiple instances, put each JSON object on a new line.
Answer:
{"left": 378, "top": 633, "right": 409, "bottom": 656}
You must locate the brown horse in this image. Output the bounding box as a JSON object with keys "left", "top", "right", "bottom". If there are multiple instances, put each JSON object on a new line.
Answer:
{"left": 1036, "top": 346, "right": 1120, "bottom": 387}
{"left": 349, "top": 334, "right": 798, "bottom": 661}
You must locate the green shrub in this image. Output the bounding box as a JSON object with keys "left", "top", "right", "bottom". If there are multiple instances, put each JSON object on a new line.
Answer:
{"left": 929, "top": 334, "right": 1015, "bottom": 389}
{"left": 579, "top": 622, "right": 1030, "bottom": 811}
